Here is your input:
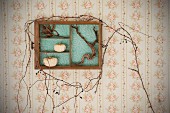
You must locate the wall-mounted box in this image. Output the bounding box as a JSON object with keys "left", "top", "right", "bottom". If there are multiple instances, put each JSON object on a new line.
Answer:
{"left": 34, "top": 21, "right": 102, "bottom": 69}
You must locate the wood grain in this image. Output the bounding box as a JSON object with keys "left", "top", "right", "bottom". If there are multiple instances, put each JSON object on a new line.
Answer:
{"left": 34, "top": 20, "right": 40, "bottom": 69}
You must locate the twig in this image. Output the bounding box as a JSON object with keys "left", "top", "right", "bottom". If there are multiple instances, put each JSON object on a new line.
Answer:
{"left": 71, "top": 25, "right": 98, "bottom": 65}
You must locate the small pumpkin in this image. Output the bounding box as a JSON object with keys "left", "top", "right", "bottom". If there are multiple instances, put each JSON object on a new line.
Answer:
{"left": 54, "top": 44, "right": 66, "bottom": 52}
{"left": 43, "top": 57, "right": 58, "bottom": 67}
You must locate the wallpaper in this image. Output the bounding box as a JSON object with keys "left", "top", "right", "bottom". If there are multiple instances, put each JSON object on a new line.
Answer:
{"left": 0, "top": 0, "right": 169, "bottom": 113}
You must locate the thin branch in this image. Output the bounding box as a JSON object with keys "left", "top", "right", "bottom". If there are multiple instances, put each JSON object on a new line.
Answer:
{"left": 71, "top": 25, "right": 98, "bottom": 65}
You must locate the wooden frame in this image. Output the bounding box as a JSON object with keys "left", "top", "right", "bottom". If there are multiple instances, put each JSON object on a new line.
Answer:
{"left": 34, "top": 20, "right": 102, "bottom": 69}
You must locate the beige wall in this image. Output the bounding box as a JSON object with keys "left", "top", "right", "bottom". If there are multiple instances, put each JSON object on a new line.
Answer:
{"left": 0, "top": 0, "right": 169, "bottom": 113}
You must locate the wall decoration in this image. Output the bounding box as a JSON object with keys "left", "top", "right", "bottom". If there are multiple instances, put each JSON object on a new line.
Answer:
{"left": 34, "top": 21, "right": 102, "bottom": 69}
{"left": 0, "top": 0, "right": 169, "bottom": 113}
{"left": 19, "top": 14, "right": 156, "bottom": 113}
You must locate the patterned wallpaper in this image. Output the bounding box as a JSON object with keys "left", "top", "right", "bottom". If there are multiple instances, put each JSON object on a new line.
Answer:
{"left": 0, "top": 0, "right": 169, "bottom": 113}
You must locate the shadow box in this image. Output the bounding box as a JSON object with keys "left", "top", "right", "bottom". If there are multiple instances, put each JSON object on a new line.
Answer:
{"left": 34, "top": 20, "right": 102, "bottom": 69}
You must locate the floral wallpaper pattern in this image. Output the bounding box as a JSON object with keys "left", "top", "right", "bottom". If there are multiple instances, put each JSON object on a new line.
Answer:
{"left": 0, "top": 0, "right": 169, "bottom": 113}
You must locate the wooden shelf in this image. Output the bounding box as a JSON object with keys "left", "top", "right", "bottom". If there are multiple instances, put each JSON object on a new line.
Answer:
{"left": 40, "top": 51, "right": 69, "bottom": 53}
{"left": 40, "top": 35, "right": 69, "bottom": 39}
{"left": 40, "top": 65, "right": 100, "bottom": 69}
